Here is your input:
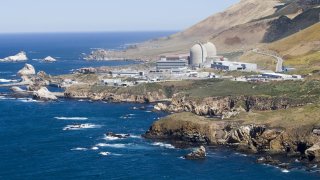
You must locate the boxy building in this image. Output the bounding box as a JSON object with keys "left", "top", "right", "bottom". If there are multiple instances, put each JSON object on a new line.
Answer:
{"left": 211, "top": 60, "right": 257, "bottom": 71}
{"left": 156, "top": 57, "right": 188, "bottom": 72}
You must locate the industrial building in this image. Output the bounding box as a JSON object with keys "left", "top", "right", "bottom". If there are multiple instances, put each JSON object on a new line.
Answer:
{"left": 211, "top": 60, "right": 257, "bottom": 71}
{"left": 111, "top": 71, "right": 144, "bottom": 78}
{"left": 156, "top": 57, "right": 188, "bottom": 72}
{"left": 190, "top": 42, "right": 217, "bottom": 68}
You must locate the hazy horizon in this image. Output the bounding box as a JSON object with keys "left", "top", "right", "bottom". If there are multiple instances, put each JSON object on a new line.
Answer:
{"left": 0, "top": 0, "right": 238, "bottom": 33}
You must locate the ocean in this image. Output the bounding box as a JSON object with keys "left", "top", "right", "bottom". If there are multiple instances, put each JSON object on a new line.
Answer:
{"left": 0, "top": 32, "right": 319, "bottom": 179}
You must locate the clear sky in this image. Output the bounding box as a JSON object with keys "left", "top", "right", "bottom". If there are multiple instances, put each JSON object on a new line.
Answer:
{"left": 0, "top": 0, "right": 239, "bottom": 33}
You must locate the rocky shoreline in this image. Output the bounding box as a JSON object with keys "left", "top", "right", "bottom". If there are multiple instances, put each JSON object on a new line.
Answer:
{"left": 143, "top": 112, "right": 320, "bottom": 170}
{"left": 1, "top": 65, "right": 320, "bottom": 172}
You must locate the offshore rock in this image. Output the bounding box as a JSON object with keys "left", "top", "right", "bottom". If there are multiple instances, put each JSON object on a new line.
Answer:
{"left": 106, "top": 132, "right": 130, "bottom": 139}
{"left": 1, "top": 51, "right": 28, "bottom": 62}
{"left": 184, "top": 146, "right": 206, "bottom": 160}
{"left": 17, "top": 64, "right": 35, "bottom": 76}
{"left": 43, "top": 56, "right": 56, "bottom": 62}
{"left": 33, "top": 87, "right": 57, "bottom": 101}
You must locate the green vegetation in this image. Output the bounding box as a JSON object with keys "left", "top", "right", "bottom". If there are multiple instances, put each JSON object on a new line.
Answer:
{"left": 284, "top": 51, "right": 320, "bottom": 74}
{"left": 179, "top": 79, "right": 320, "bottom": 99}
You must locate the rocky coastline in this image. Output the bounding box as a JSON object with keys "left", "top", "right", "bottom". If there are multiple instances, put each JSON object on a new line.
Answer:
{"left": 2, "top": 65, "right": 320, "bottom": 172}
{"left": 143, "top": 112, "right": 320, "bottom": 170}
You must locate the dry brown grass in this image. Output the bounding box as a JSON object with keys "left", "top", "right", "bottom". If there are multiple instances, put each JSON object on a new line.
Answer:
{"left": 267, "top": 23, "right": 320, "bottom": 56}
{"left": 232, "top": 103, "right": 320, "bottom": 129}
{"left": 240, "top": 51, "right": 276, "bottom": 70}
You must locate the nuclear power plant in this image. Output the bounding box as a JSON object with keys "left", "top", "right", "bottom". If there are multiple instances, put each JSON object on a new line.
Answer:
{"left": 190, "top": 42, "right": 217, "bottom": 68}
{"left": 155, "top": 41, "right": 257, "bottom": 73}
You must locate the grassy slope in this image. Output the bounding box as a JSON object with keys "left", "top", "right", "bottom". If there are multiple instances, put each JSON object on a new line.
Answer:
{"left": 239, "top": 51, "right": 276, "bottom": 70}
{"left": 233, "top": 103, "right": 320, "bottom": 130}
{"left": 181, "top": 79, "right": 320, "bottom": 99}
{"left": 268, "top": 23, "right": 320, "bottom": 55}
{"left": 240, "top": 23, "right": 320, "bottom": 74}
{"left": 267, "top": 23, "right": 320, "bottom": 73}
{"left": 165, "top": 102, "right": 320, "bottom": 131}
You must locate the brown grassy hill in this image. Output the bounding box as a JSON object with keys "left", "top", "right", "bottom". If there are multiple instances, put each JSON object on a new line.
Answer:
{"left": 210, "top": 19, "right": 273, "bottom": 52}
{"left": 116, "top": 0, "right": 279, "bottom": 60}
{"left": 267, "top": 23, "right": 320, "bottom": 56}
{"left": 268, "top": 23, "right": 320, "bottom": 73}
{"left": 240, "top": 23, "right": 320, "bottom": 73}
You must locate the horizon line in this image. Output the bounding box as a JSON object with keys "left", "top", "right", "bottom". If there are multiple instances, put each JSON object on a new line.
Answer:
{"left": 0, "top": 30, "right": 180, "bottom": 35}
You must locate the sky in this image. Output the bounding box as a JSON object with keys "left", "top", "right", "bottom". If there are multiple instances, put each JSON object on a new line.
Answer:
{"left": 0, "top": 0, "right": 239, "bottom": 33}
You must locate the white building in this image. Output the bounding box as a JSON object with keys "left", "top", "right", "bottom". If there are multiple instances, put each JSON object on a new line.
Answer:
{"left": 156, "top": 57, "right": 188, "bottom": 72}
{"left": 261, "top": 73, "right": 303, "bottom": 80}
{"left": 211, "top": 60, "right": 257, "bottom": 71}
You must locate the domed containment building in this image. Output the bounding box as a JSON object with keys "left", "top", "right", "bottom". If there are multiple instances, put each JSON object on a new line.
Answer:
{"left": 190, "top": 43, "right": 207, "bottom": 67}
{"left": 190, "top": 42, "right": 217, "bottom": 68}
{"left": 203, "top": 42, "right": 217, "bottom": 58}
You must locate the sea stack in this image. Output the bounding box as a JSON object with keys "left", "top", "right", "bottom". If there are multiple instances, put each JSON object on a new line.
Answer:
{"left": 17, "top": 64, "right": 36, "bottom": 76}
{"left": 43, "top": 56, "right": 57, "bottom": 62}
{"left": 184, "top": 146, "right": 206, "bottom": 160}
{"left": 33, "top": 87, "right": 58, "bottom": 101}
{"left": 1, "top": 51, "right": 28, "bottom": 62}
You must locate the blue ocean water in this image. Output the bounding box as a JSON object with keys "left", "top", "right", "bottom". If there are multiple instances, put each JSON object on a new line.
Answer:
{"left": 0, "top": 33, "right": 319, "bottom": 179}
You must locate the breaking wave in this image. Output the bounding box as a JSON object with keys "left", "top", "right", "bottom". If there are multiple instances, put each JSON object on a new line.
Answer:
{"left": 152, "top": 142, "right": 175, "bottom": 149}
{"left": 71, "top": 147, "right": 88, "bottom": 151}
{"left": 55, "top": 117, "right": 88, "bottom": 120}
{"left": 0, "top": 78, "right": 18, "bottom": 83}
{"left": 63, "top": 124, "right": 101, "bottom": 131}
{"left": 96, "top": 143, "right": 128, "bottom": 148}
{"left": 99, "top": 152, "right": 111, "bottom": 156}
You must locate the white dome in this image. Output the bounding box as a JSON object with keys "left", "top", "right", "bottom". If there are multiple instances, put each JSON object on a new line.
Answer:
{"left": 190, "top": 43, "right": 207, "bottom": 66}
{"left": 204, "top": 42, "right": 217, "bottom": 57}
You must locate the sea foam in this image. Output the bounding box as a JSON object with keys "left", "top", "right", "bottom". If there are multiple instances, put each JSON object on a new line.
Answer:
{"left": 99, "top": 152, "right": 111, "bottom": 156}
{"left": 63, "top": 124, "right": 101, "bottom": 131}
{"left": 0, "top": 78, "right": 18, "bottom": 83}
{"left": 55, "top": 117, "right": 88, "bottom": 120}
{"left": 152, "top": 142, "right": 175, "bottom": 149}
{"left": 71, "top": 147, "right": 88, "bottom": 151}
{"left": 96, "top": 143, "right": 127, "bottom": 148}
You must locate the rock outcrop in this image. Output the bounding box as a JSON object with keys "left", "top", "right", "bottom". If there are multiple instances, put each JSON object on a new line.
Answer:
{"left": 33, "top": 87, "right": 57, "bottom": 101}
{"left": 106, "top": 132, "right": 130, "bottom": 139}
{"left": 43, "top": 56, "right": 56, "bottom": 62}
{"left": 18, "top": 64, "right": 35, "bottom": 76}
{"left": 305, "top": 143, "right": 320, "bottom": 161}
{"left": 184, "top": 146, "right": 206, "bottom": 160}
{"left": 0, "top": 51, "right": 28, "bottom": 62}
{"left": 154, "top": 95, "right": 308, "bottom": 118}
{"left": 144, "top": 113, "right": 320, "bottom": 161}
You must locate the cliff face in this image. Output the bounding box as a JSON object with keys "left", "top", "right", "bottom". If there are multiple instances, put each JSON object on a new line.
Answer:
{"left": 154, "top": 95, "right": 311, "bottom": 118}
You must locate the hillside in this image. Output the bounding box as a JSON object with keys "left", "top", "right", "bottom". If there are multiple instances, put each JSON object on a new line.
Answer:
{"left": 88, "top": 0, "right": 319, "bottom": 62}
{"left": 268, "top": 23, "right": 320, "bottom": 73}
{"left": 268, "top": 23, "right": 320, "bottom": 56}
{"left": 90, "top": 0, "right": 279, "bottom": 60}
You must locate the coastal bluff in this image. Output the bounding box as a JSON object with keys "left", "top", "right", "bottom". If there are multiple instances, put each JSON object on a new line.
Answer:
{"left": 144, "top": 112, "right": 320, "bottom": 163}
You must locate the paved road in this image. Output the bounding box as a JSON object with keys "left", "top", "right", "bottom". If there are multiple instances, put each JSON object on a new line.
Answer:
{"left": 252, "top": 49, "right": 283, "bottom": 72}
